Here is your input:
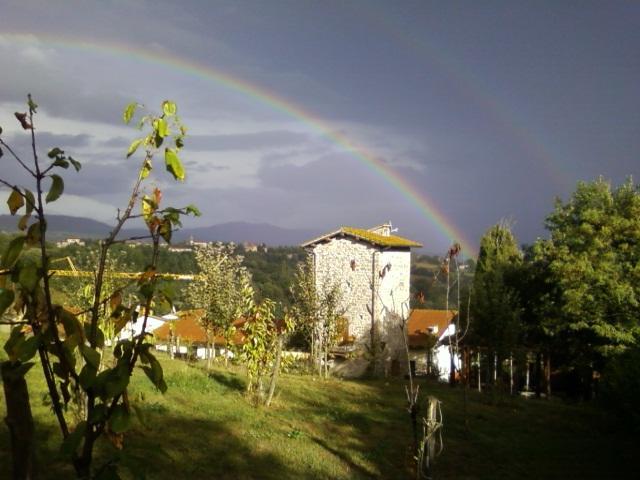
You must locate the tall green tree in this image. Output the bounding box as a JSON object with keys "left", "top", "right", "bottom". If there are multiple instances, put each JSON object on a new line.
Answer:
{"left": 534, "top": 178, "right": 640, "bottom": 383}
{"left": 470, "top": 221, "right": 523, "bottom": 374}
{"left": 186, "top": 243, "right": 251, "bottom": 367}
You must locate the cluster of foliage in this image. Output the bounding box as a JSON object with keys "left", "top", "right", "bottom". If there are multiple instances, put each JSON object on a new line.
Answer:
{"left": 470, "top": 178, "right": 640, "bottom": 409}
{"left": 289, "top": 257, "right": 344, "bottom": 377}
{"left": 0, "top": 96, "right": 198, "bottom": 477}
{"left": 240, "top": 286, "right": 294, "bottom": 405}
{"left": 186, "top": 243, "right": 251, "bottom": 367}
{"left": 411, "top": 254, "right": 474, "bottom": 309}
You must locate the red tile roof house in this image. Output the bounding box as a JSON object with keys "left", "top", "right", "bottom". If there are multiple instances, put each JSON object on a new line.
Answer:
{"left": 302, "top": 223, "right": 422, "bottom": 377}
{"left": 407, "top": 309, "right": 460, "bottom": 381}
{"left": 153, "top": 309, "right": 247, "bottom": 360}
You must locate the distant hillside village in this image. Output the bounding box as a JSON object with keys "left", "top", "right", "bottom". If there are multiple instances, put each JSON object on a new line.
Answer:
{"left": 0, "top": 221, "right": 474, "bottom": 382}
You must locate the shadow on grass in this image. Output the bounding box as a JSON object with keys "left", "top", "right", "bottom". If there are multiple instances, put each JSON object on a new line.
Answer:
{"left": 9, "top": 414, "right": 299, "bottom": 480}
{"left": 208, "top": 371, "right": 246, "bottom": 392}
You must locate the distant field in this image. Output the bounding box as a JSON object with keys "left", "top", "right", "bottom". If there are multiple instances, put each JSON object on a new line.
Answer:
{"left": 0, "top": 347, "right": 635, "bottom": 479}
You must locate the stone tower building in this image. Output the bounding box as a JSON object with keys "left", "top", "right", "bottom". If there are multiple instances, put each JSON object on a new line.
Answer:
{"left": 302, "top": 223, "right": 422, "bottom": 375}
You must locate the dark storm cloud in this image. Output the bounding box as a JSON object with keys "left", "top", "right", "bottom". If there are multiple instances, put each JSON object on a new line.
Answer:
{"left": 4, "top": 132, "right": 92, "bottom": 149}
{"left": 187, "top": 131, "right": 311, "bottom": 152}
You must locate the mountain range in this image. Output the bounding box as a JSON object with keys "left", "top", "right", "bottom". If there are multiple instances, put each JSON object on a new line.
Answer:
{"left": 0, "top": 215, "right": 318, "bottom": 246}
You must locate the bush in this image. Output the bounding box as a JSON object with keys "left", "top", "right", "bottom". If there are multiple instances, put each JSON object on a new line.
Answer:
{"left": 600, "top": 343, "right": 640, "bottom": 430}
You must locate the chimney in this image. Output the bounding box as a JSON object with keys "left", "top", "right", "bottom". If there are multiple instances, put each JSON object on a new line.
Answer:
{"left": 368, "top": 222, "right": 393, "bottom": 237}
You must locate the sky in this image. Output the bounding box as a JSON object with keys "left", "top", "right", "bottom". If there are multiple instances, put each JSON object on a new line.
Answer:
{"left": 0, "top": 1, "right": 638, "bottom": 254}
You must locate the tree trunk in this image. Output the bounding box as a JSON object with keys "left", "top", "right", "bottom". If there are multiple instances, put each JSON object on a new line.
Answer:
{"left": 493, "top": 352, "right": 497, "bottom": 386}
{"left": 206, "top": 335, "right": 212, "bottom": 370}
{"left": 544, "top": 353, "right": 551, "bottom": 399}
{"left": 509, "top": 354, "right": 514, "bottom": 395}
{"left": 1, "top": 361, "right": 38, "bottom": 480}
{"left": 535, "top": 352, "right": 542, "bottom": 398}
{"left": 224, "top": 338, "right": 229, "bottom": 368}
{"left": 477, "top": 351, "right": 482, "bottom": 393}
{"left": 265, "top": 335, "right": 284, "bottom": 407}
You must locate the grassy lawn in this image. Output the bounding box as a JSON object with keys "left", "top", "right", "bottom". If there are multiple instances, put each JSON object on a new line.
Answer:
{"left": 0, "top": 344, "right": 635, "bottom": 479}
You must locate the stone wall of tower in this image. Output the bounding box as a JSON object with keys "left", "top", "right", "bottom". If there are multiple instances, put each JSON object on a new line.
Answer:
{"left": 312, "top": 237, "right": 375, "bottom": 342}
{"left": 311, "top": 237, "right": 412, "bottom": 360}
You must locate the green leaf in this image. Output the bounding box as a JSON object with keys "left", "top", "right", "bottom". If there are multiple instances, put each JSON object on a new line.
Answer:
{"left": 79, "top": 344, "right": 101, "bottom": 369}
{"left": 27, "top": 95, "right": 38, "bottom": 113}
{"left": 79, "top": 364, "right": 97, "bottom": 389}
{"left": 127, "top": 138, "right": 143, "bottom": 158}
{"left": 25, "top": 222, "right": 42, "bottom": 245}
{"left": 68, "top": 156, "right": 82, "bottom": 172}
{"left": 4, "top": 325, "right": 24, "bottom": 361}
{"left": 164, "top": 148, "right": 185, "bottom": 181}
{"left": 17, "top": 334, "right": 40, "bottom": 362}
{"left": 141, "top": 356, "right": 167, "bottom": 393}
{"left": 159, "top": 218, "right": 172, "bottom": 244}
{"left": 24, "top": 190, "right": 35, "bottom": 215}
{"left": 45, "top": 174, "right": 64, "bottom": 203}
{"left": 47, "top": 147, "right": 64, "bottom": 159}
{"left": 18, "top": 261, "right": 39, "bottom": 291}
{"left": 99, "top": 364, "right": 130, "bottom": 400}
{"left": 123, "top": 102, "right": 137, "bottom": 124}
{"left": 17, "top": 214, "right": 30, "bottom": 231}
{"left": 52, "top": 158, "right": 69, "bottom": 169}
{"left": 0, "top": 288, "right": 14, "bottom": 316}
{"left": 162, "top": 100, "right": 177, "bottom": 116}
{"left": 109, "top": 405, "right": 132, "bottom": 434}
{"left": 7, "top": 188, "right": 24, "bottom": 215}
{"left": 154, "top": 118, "right": 169, "bottom": 138}
{"left": 60, "top": 309, "right": 82, "bottom": 337}
{"left": 1, "top": 236, "right": 25, "bottom": 268}
{"left": 60, "top": 422, "right": 86, "bottom": 457}
{"left": 140, "top": 158, "right": 152, "bottom": 179}
{"left": 186, "top": 204, "right": 201, "bottom": 217}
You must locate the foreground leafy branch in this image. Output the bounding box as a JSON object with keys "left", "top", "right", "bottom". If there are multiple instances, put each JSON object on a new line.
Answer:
{"left": 0, "top": 96, "right": 199, "bottom": 478}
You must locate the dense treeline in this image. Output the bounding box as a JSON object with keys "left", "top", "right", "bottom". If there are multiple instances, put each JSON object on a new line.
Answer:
{"left": 468, "top": 178, "right": 640, "bottom": 424}
{"left": 0, "top": 233, "right": 306, "bottom": 309}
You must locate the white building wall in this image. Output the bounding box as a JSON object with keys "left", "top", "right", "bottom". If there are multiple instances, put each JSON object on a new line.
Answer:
{"left": 377, "top": 250, "right": 412, "bottom": 358}
{"left": 313, "top": 238, "right": 376, "bottom": 342}
{"left": 311, "top": 238, "right": 412, "bottom": 362}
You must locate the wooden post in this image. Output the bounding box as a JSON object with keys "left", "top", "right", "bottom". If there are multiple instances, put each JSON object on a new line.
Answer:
{"left": 509, "top": 354, "right": 514, "bottom": 395}
{"left": 535, "top": 352, "right": 542, "bottom": 398}
{"left": 477, "top": 351, "right": 482, "bottom": 393}
{"left": 545, "top": 353, "right": 551, "bottom": 399}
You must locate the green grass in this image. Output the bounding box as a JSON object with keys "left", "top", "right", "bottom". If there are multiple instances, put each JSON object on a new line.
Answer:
{"left": 0, "top": 344, "right": 636, "bottom": 479}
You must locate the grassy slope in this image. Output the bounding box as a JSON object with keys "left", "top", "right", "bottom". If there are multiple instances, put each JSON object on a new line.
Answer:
{"left": 0, "top": 348, "right": 635, "bottom": 479}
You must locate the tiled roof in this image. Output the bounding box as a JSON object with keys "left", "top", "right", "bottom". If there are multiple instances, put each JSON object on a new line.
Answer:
{"left": 407, "top": 309, "right": 456, "bottom": 348}
{"left": 302, "top": 226, "right": 422, "bottom": 248}
{"left": 153, "top": 309, "right": 247, "bottom": 345}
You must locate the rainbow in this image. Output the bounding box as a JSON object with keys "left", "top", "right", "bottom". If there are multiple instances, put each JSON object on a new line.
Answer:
{"left": 357, "top": 7, "right": 570, "bottom": 192}
{"left": 4, "top": 33, "right": 476, "bottom": 254}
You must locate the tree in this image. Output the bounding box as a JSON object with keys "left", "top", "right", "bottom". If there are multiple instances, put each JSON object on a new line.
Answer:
{"left": 470, "top": 221, "right": 523, "bottom": 387}
{"left": 289, "top": 257, "right": 344, "bottom": 377}
{"left": 0, "top": 96, "right": 199, "bottom": 478}
{"left": 534, "top": 178, "right": 640, "bottom": 396}
{"left": 186, "top": 243, "right": 251, "bottom": 368}
{"left": 239, "top": 282, "right": 294, "bottom": 405}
